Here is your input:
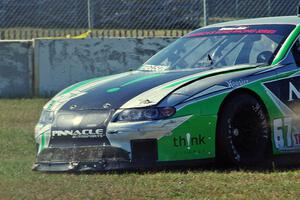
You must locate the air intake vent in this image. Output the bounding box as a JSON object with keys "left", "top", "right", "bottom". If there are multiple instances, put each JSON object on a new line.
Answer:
{"left": 131, "top": 139, "right": 158, "bottom": 163}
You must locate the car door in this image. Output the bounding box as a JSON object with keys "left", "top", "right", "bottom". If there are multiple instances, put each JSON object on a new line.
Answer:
{"left": 264, "top": 37, "right": 300, "bottom": 151}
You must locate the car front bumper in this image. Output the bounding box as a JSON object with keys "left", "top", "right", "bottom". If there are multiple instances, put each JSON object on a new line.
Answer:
{"left": 32, "top": 144, "right": 215, "bottom": 172}
{"left": 32, "top": 145, "right": 132, "bottom": 172}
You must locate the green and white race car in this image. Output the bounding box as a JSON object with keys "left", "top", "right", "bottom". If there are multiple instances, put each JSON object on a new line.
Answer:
{"left": 34, "top": 16, "right": 300, "bottom": 171}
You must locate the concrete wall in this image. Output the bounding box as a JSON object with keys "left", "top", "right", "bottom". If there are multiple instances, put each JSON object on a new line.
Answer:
{"left": 0, "top": 41, "right": 33, "bottom": 97}
{"left": 34, "top": 38, "right": 175, "bottom": 96}
{"left": 0, "top": 38, "right": 176, "bottom": 97}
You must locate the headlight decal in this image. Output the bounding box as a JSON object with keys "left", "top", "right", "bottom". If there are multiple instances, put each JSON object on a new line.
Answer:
{"left": 39, "top": 110, "right": 55, "bottom": 124}
{"left": 115, "top": 107, "right": 176, "bottom": 122}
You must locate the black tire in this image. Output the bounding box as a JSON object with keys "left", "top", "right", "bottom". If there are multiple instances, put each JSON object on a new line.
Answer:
{"left": 217, "top": 93, "right": 271, "bottom": 167}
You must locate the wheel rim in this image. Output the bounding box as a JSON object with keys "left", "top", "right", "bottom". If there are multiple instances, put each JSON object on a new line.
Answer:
{"left": 228, "top": 103, "right": 268, "bottom": 162}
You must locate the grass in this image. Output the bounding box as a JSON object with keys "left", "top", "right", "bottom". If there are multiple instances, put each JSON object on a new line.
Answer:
{"left": 1, "top": 99, "right": 300, "bottom": 199}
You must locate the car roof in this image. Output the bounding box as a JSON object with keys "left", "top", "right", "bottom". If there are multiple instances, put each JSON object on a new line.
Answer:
{"left": 206, "top": 16, "right": 300, "bottom": 27}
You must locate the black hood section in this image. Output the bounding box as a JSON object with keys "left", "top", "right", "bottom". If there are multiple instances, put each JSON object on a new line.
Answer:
{"left": 60, "top": 70, "right": 200, "bottom": 111}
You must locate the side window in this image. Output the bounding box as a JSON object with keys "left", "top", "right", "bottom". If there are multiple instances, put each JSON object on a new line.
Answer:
{"left": 249, "top": 35, "right": 277, "bottom": 64}
{"left": 292, "top": 37, "right": 300, "bottom": 66}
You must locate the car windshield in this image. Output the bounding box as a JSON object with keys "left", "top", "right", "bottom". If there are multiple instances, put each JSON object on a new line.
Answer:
{"left": 140, "top": 24, "right": 295, "bottom": 71}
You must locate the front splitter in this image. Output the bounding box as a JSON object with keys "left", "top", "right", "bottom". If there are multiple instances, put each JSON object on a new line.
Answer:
{"left": 33, "top": 145, "right": 215, "bottom": 172}
{"left": 32, "top": 160, "right": 134, "bottom": 172}
{"left": 33, "top": 145, "right": 132, "bottom": 172}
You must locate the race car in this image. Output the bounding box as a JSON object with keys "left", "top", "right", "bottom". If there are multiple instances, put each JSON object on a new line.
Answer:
{"left": 33, "top": 16, "right": 300, "bottom": 171}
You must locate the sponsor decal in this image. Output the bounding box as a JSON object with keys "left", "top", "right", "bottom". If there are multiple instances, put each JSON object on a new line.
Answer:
{"left": 188, "top": 29, "right": 277, "bottom": 37}
{"left": 226, "top": 79, "right": 249, "bottom": 88}
{"left": 52, "top": 129, "right": 105, "bottom": 139}
{"left": 140, "top": 65, "right": 169, "bottom": 71}
{"left": 173, "top": 133, "right": 206, "bottom": 149}
{"left": 219, "top": 27, "right": 248, "bottom": 31}
{"left": 186, "top": 24, "right": 293, "bottom": 39}
{"left": 264, "top": 77, "right": 300, "bottom": 114}
{"left": 273, "top": 118, "right": 292, "bottom": 149}
{"left": 273, "top": 117, "right": 300, "bottom": 149}
{"left": 288, "top": 82, "right": 300, "bottom": 101}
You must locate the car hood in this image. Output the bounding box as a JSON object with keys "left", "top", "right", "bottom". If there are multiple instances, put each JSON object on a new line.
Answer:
{"left": 44, "top": 65, "right": 264, "bottom": 112}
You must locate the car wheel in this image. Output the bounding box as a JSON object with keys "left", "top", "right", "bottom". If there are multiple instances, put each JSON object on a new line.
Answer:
{"left": 217, "top": 93, "right": 271, "bottom": 167}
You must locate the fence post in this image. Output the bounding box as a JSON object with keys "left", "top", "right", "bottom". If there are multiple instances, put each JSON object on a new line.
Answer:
{"left": 203, "top": 0, "right": 207, "bottom": 26}
{"left": 268, "top": 0, "right": 271, "bottom": 16}
{"left": 87, "top": 0, "right": 93, "bottom": 31}
{"left": 235, "top": 0, "right": 239, "bottom": 18}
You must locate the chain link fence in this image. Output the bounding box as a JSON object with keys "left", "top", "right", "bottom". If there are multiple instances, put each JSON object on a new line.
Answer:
{"left": 0, "top": 0, "right": 299, "bottom": 39}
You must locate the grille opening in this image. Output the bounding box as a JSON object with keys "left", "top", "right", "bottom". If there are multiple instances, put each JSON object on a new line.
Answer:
{"left": 131, "top": 139, "right": 158, "bottom": 163}
{"left": 54, "top": 110, "right": 110, "bottom": 129}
